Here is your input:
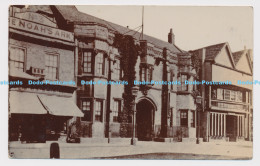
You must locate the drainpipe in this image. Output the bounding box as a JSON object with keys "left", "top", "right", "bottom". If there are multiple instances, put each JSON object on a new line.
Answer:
{"left": 106, "top": 54, "right": 112, "bottom": 143}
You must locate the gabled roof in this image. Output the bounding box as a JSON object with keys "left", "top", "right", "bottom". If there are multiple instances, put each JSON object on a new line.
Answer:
{"left": 232, "top": 50, "right": 245, "bottom": 65}
{"left": 189, "top": 42, "right": 227, "bottom": 61}
{"left": 190, "top": 42, "right": 238, "bottom": 69}
{"left": 54, "top": 5, "right": 183, "bottom": 54}
{"left": 204, "top": 43, "right": 227, "bottom": 61}
{"left": 232, "top": 49, "right": 253, "bottom": 74}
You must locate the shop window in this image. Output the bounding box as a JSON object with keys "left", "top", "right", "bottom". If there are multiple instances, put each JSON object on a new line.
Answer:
{"left": 190, "top": 111, "right": 195, "bottom": 127}
{"left": 96, "top": 53, "right": 105, "bottom": 75}
{"left": 45, "top": 53, "right": 58, "bottom": 80}
{"left": 81, "top": 100, "right": 92, "bottom": 121}
{"left": 9, "top": 46, "right": 25, "bottom": 72}
{"left": 180, "top": 110, "right": 188, "bottom": 127}
{"left": 112, "top": 100, "right": 121, "bottom": 122}
{"left": 83, "top": 52, "right": 92, "bottom": 73}
{"left": 95, "top": 100, "right": 103, "bottom": 122}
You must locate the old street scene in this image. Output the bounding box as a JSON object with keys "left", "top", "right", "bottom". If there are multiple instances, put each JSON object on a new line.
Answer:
{"left": 8, "top": 5, "right": 253, "bottom": 159}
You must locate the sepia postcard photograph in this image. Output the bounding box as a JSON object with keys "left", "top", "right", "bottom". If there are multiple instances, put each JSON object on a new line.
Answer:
{"left": 5, "top": 2, "right": 256, "bottom": 162}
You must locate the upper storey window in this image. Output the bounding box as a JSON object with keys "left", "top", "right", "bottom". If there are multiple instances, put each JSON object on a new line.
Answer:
{"left": 96, "top": 53, "right": 105, "bottom": 75}
{"left": 9, "top": 46, "right": 25, "bottom": 72}
{"left": 45, "top": 53, "right": 58, "bottom": 80}
{"left": 114, "top": 59, "right": 121, "bottom": 80}
{"left": 140, "top": 64, "right": 153, "bottom": 82}
{"left": 83, "top": 52, "right": 92, "bottom": 73}
{"left": 178, "top": 74, "right": 188, "bottom": 91}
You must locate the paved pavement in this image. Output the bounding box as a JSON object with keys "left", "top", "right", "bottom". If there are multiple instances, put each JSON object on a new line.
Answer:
{"left": 8, "top": 141, "right": 253, "bottom": 159}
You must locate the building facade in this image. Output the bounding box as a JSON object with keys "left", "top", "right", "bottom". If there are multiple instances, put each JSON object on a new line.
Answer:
{"left": 8, "top": 5, "right": 253, "bottom": 143}
{"left": 8, "top": 5, "right": 83, "bottom": 143}
{"left": 51, "top": 6, "right": 198, "bottom": 142}
{"left": 190, "top": 43, "right": 253, "bottom": 142}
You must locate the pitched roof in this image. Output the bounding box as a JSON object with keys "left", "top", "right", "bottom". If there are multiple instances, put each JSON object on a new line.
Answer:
{"left": 54, "top": 5, "right": 183, "bottom": 54}
{"left": 189, "top": 42, "right": 226, "bottom": 61}
{"left": 204, "top": 43, "right": 227, "bottom": 60}
{"left": 232, "top": 50, "right": 245, "bottom": 65}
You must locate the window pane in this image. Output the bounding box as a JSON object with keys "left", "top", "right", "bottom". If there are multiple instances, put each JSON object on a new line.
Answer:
{"left": 45, "top": 54, "right": 58, "bottom": 80}
{"left": 224, "top": 90, "right": 230, "bottom": 100}
{"left": 230, "top": 91, "right": 236, "bottom": 101}
{"left": 217, "top": 89, "right": 223, "bottom": 100}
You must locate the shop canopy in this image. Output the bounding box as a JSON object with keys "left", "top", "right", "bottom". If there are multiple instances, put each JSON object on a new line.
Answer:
{"left": 37, "top": 94, "right": 84, "bottom": 117}
{"left": 9, "top": 91, "right": 47, "bottom": 114}
{"left": 9, "top": 91, "right": 84, "bottom": 117}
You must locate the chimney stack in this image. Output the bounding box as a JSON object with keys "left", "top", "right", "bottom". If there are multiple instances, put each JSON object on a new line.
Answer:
{"left": 168, "top": 28, "right": 175, "bottom": 44}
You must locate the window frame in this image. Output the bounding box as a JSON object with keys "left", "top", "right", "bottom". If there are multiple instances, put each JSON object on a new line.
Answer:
{"left": 170, "top": 71, "right": 175, "bottom": 90}
{"left": 180, "top": 110, "right": 188, "bottom": 127}
{"left": 83, "top": 52, "right": 92, "bottom": 73}
{"left": 178, "top": 74, "right": 188, "bottom": 91}
{"left": 140, "top": 64, "right": 153, "bottom": 82}
{"left": 96, "top": 53, "right": 105, "bottom": 75}
{"left": 224, "top": 89, "right": 231, "bottom": 101}
{"left": 190, "top": 111, "right": 195, "bottom": 128}
{"left": 114, "top": 59, "right": 121, "bottom": 80}
{"left": 45, "top": 52, "right": 59, "bottom": 80}
{"left": 95, "top": 99, "right": 103, "bottom": 122}
{"left": 112, "top": 99, "right": 121, "bottom": 122}
{"left": 81, "top": 99, "right": 92, "bottom": 122}
{"left": 9, "top": 45, "right": 26, "bottom": 72}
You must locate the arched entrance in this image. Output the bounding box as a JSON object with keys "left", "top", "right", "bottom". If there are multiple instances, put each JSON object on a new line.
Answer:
{"left": 136, "top": 98, "right": 156, "bottom": 141}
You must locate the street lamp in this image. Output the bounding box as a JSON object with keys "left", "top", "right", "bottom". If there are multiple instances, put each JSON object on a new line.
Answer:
{"left": 131, "top": 86, "right": 139, "bottom": 145}
{"left": 195, "top": 96, "right": 202, "bottom": 144}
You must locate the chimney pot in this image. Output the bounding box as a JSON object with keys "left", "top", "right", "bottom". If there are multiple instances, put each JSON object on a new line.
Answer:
{"left": 168, "top": 28, "right": 175, "bottom": 44}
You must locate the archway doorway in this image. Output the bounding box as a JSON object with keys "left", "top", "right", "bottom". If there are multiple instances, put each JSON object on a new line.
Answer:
{"left": 136, "top": 99, "right": 155, "bottom": 141}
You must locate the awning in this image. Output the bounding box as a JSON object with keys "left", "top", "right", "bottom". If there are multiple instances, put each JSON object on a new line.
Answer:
{"left": 38, "top": 95, "right": 84, "bottom": 117}
{"left": 9, "top": 91, "right": 47, "bottom": 114}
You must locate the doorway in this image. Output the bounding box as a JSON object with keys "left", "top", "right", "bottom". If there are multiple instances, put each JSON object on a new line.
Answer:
{"left": 136, "top": 99, "right": 155, "bottom": 141}
{"left": 226, "top": 115, "right": 238, "bottom": 142}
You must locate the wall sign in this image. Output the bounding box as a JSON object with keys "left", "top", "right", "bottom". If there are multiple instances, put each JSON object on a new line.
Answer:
{"left": 9, "top": 17, "right": 74, "bottom": 42}
{"left": 14, "top": 12, "right": 57, "bottom": 28}
{"left": 74, "top": 25, "right": 108, "bottom": 40}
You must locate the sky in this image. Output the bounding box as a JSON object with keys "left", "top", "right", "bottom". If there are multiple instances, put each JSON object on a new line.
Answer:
{"left": 76, "top": 6, "right": 253, "bottom": 52}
